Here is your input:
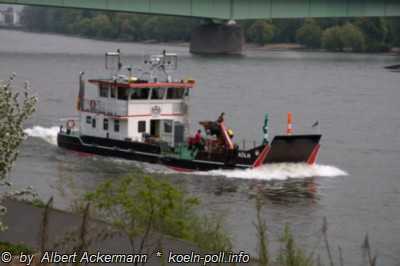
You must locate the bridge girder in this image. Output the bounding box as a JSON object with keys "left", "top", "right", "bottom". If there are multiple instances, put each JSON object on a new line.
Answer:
{"left": 0, "top": 0, "right": 400, "bottom": 19}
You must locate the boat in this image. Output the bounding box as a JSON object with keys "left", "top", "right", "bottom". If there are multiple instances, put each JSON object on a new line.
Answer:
{"left": 57, "top": 50, "right": 321, "bottom": 172}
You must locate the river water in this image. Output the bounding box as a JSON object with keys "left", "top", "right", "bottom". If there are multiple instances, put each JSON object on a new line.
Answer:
{"left": 1, "top": 29, "right": 400, "bottom": 265}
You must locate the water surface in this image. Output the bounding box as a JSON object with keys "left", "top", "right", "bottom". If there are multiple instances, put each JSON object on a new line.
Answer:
{"left": 1, "top": 29, "right": 399, "bottom": 265}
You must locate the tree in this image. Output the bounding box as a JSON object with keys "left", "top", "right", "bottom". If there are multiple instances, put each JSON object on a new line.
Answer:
{"left": 247, "top": 20, "right": 275, "bottom": 46}
{"left": 85, "top": 173, "right": 231, "bottom": 257}
{"left": 272, "top": 19, "right": 303, "bottom": 43}
{"left": 340, "top": 23, "right": 366, "bottom": 52}
{"left": 355, "top": 18, "right": 390, "bottom": 52}
{"left": 296, "top": 19, "right": 322, "bottom": 49}
{"left": 386, "top": 18, "right": 400, "bottom": 46}
{"left": 322, "top": 26, "right": 344, "bottom": 51}
{"left": 90, "top": 14, "right": 117, "bottom": 39}
{"left": 0, "top": 74, "right": 37, "bottom": 230}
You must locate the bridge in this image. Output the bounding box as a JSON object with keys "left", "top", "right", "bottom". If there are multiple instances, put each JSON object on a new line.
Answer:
{"left": 1, "top": 0, "right": 399, "bottom": 20}
{"left": 1, "top": 0, "right": 400, "bottom": 53}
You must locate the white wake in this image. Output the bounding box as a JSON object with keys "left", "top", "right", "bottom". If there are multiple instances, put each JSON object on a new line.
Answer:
{"left": 193, "top": 163, "right": 347, "bottom": 180}
{"left": 24, "top": 126, "right": 59, "bottom": 145}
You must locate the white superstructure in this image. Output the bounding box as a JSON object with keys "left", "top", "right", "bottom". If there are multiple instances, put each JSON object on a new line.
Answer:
{"left": 76, "top": 51, "right": 194, "bottom": 147}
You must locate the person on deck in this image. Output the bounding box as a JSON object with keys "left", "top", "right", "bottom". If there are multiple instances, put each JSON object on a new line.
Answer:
{"left": 191, "top": 129, "right": 204, "bottom": 155}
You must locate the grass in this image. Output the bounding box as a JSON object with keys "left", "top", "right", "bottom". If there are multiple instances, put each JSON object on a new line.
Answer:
{"left": 253, "top": 192, "right": 379, "bottom": 266}
{"left": 0, "top": 241, "right": 34, "bottom": 255}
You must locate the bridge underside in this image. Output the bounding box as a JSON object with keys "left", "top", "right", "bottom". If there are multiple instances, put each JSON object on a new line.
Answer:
{"left": 1, "top": 0, "right": 400, "bottom": 20}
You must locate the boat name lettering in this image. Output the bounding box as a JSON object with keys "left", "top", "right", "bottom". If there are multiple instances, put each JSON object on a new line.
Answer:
{"left": 238, "top": 152, "right": 251, "bottom": 159}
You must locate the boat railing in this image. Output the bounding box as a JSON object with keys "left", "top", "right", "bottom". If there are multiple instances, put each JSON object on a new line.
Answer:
{"left": 81, "top": 99, "right": 128, "bottom": 116}
{"left": 240, "top": 139, "right": 260, "bottom": 150}
{"left": 59, "top": 118, "right": 80, "bottom": 136}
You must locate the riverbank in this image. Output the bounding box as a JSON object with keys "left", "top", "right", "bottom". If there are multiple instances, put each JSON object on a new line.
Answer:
{"left": 3, "top": 28, "right": 399, "bottom": 55}
{"left": 2, "top": 199, "right": 247, "bottom": 266}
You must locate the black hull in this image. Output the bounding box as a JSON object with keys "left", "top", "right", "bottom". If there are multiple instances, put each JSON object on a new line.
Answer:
{"left": 57, "top": 133, "right": 321, "bottom": 172}
{"left": 57, "top": 133, "right": 243, "bottom": 171}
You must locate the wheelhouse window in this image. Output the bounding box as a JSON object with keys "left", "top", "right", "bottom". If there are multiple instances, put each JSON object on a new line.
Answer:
{"left": 151, "top": 88, "right": 166, "bottom": 100}
{"left": 92, "top": 118, "right": 96, "bottom": 128}
{"left": 103, "top": 118, "right": 109, "bottom": 131}
{"left": 110, "top": 87, "right": 117, "bottom": 98}
{"left": 114, "top": 119, "right": 120, "bottom": 132}
{"left": 138, "top": 121, "right": 146, "bottom": 133}
{"left": 166, "top": 88, "right": 185, "bottom": 99}
{"left": 99, "top": 84, "right": 109, "bottom": 98}
{"left": 86, "top": 116, "right": 92, "bottom": 124}
{"left": 117, "top": 87, "right": 128, "bottom": 100}
{"left": 131, "top": 88, "right": 150, "bottom": 100}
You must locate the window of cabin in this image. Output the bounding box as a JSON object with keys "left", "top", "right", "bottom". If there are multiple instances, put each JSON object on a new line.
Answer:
{"left": 184, "top": 88, "right": 190, "bottom": 97}
{"left": 117, "top": 87, "right": 128, "bottom": 100}
{"left": 166, "top": 88, "right": 185, "bottom": 99}
{"left": 99, "top": 84, "right": 109, "bottom": 98}
{"left": 114, "top": 119, "right": 120, "bottom": 132}
{"left": 131, "top": 88, "right": 150, "bottom": 100}
{"left": 138, "top": 121, "right": 146, "bottom": 133}
{"left": 164, "top": 120, "right": 172, "bottom": 133}
{"left": 150, "top": 88, "right": 166, "bottom": 100}
{"left": 110, "top": 87, "right": 117, "bottom": 98}
{"left": 103, "top": 118, "right": 109, "bottom": 131}
{"left": 92, "top": 118, "right": 96, "bottom": 128}
{"left": 86, "top": 116, "right": 92, "bottom": 124}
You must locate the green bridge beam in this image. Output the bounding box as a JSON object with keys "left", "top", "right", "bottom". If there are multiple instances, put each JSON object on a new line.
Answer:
{"left": 0, "top": 0, "right": 400, "bottom": 19}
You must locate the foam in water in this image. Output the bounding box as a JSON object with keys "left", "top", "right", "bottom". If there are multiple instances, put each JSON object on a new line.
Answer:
{"left": 194, "top": 163, "right": 347, "bottom": 181}
{"left": 24, "top": 126, "right": 59, "bottom": 145}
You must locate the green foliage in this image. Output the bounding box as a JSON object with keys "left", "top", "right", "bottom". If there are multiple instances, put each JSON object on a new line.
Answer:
{"left": 296, "top": 19, "right": 322, "bottom": 49}
{"left": 190, "top": 215, "right": 232, "bottom": 252}
{"left": 85, "top": 173, "right": 231, "bottom": 252}
{"left": 322, "top": 23, "right": 366, "bottom": 52}
{"left": 0, "top": 77, "right": 37, "bottom": 180}
{"left": 21, "top": 7, "right": 199, "bottom": 42}
{"left": 272, "top": 19, "right": 303, "bottom": 43}
{"left": 20, "top": 6, "right": 400, "bottom": 51}
{"left": 386, "top": 18, "right": 400, "bottom": 46}
{"left": 0, "top": 76, "right": 37, "bottom": 231}
{"left": 322, "top": 26, "right": 344, "bottom": 51}
{"left": 91, "top": 15, "right": 116, "bottom": 39}
{"left": 277, "top": 224, "right": 313, "bottom": 266}
{"left": 255, "top": 195, "right": 269, "bottom": 266}
{"left": 0, "top": 241, "right": 34, "bottom": 255}
{"left": 340, "top": 23, "right": 366, "bottom": 52}
{"left": 247, "top": 20, "right": 275, "bottom": 45}
{"left": 355, "top": 18, "right": 390, "bottom": 52}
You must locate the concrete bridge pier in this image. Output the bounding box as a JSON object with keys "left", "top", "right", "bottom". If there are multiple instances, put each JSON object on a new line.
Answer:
{"left": 190, "top": 21, "right": 244, "bottom": 55}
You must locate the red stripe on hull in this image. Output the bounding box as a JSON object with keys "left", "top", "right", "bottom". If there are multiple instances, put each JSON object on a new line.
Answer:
{"left": 252, "top": 145, "right": 270, "bottom": 168}
{"left": 307, "top": 144, "right": 320, "bottom": 165}
{"left": 167, "top": 166, "right": 195, "bottom": 173}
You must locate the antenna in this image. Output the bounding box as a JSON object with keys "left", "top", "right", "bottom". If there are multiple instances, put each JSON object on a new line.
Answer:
{"left": 144, "top": 51, "right": 178, "bottom": 82}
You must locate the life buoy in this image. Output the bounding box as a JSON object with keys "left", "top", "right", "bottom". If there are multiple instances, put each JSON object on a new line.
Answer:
{"left": 89, "top": 100, "right": 96, "bottom": 110}
{"left": 66, "top": 120, "right": 75, "bottom": 129}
